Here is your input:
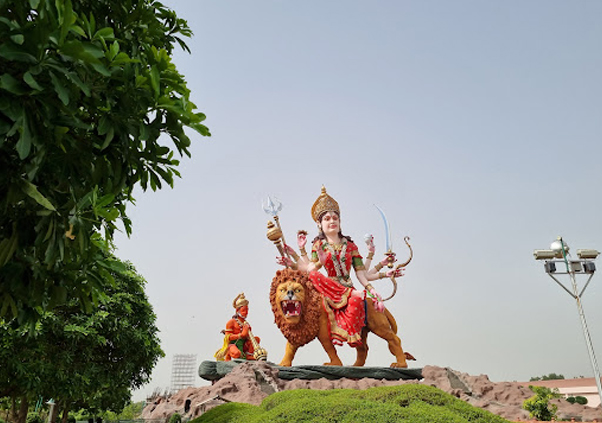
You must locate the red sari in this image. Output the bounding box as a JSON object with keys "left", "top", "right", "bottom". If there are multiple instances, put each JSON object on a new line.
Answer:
{"left": 310, "top": 239, "right": 366, "bottom": 346}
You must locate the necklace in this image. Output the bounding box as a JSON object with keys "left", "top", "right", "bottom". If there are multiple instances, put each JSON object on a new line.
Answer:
{"left": 323, "top": 240, "right": 353, "bottom": 287}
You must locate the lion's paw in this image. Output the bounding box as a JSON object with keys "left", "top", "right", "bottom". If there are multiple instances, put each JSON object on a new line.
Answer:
{"left": 390, "top": 362, "right": 408, "bottom": 368}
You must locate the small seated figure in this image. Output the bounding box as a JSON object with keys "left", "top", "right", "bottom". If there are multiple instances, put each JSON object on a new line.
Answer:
{"left": 214, "top": 293, "right": 266, "bottom": 361}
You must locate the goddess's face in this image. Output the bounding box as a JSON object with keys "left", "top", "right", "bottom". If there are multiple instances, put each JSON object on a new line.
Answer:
{"left": 320, "top": 211, "right": 340, "bottom": 234}
{"left": 237, "top": 305, "right": 249, "bottom": 318}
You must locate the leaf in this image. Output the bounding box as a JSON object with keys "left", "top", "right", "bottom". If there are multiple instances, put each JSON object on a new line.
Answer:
{"left": 65, "top": 72, "right": 91, "bottom": 96}
{"left": 60, "top": 41, "right": 104, "bottom": 64}
{"left": 21, "top": 180, "right": 57, "bottom": 211}
{"left": 10, "top": 34, "right": 24, "bottom": 45}
{"left": 93, "top": 27, "right": 115, "bottom": 41}
{"left": 82, "top": 42, "right": 105, "bottom": 59}
{"left": 23, "top": 71, "right": 43, "bottom": 91}
{"left": 59, "top": 0, "right": 75, "bottom": 44}
{"left": 0, "top": 230, "right": 18, "bottom": 267}
{"left": 190, "top": 122, "right": 211, "bottom": 137}
{"left": 95, "top": 193, "right": 115, "bottom": 208}
{"left": 98, "top": 258, "right": 127, "bottom": 274}
{"left": 111, "top": 52, "right": 137, "bottom": 66}
{"left": 91, "top": 62, "right": 110, "bottom": 76}
{"left": 96, "top": 207, "right": 119, "bottom": 221}
{"left": 0, "top": 294, "right": 18, "bottom": 318}
{"left": 29, "top": 0, "right": 41, "bottom": 8}
{"left": 15, "top": 131, "right": 32, "bottom": 160}
{"left": 0, "top": 44, "right": 37, "bottom": 63}
{"left": 49, "top": 72, "right": 70, "bottom": 105}
{"left": 149, "top": 65, "right": 160, "bottom": 99}
{"left": 54, "top": 125, "right": 69, "bottom": 141}
{"left": 154, "top": 166, "right": 173, "bottom": 187}
{"left": 0, "top": 119, "right": 10, "bottom": 136}
{"left": 149, "top": 169, "right": 161, "bottom": 191}
{"left": 76, "top": 190, "right": 94, "bottom": 210}
{"left": 70, "top": 25, "right": 86, "bottom": 37}
{"left": 0, "top": 74, "right": 27, "bottom": 95}
{"left": 107, "top": 41, "right": 119, "bottom": 61}
{"left": 100, "top": 127, "right": 114, "bottom": 150}
{"left": 43, "top": 219, "right": 55, "bottom": 242}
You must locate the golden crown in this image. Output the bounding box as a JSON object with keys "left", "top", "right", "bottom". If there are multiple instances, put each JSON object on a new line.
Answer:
{"left": 311, "top": 186, "right": 340, "bottom": 222}
{"left": 232, "top": 293, "right": 249, "bottom": 309}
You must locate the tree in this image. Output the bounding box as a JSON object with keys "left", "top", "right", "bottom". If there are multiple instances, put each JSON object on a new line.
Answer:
{"left": 529, "top": 373, "right": 565, "bottom": 381}
{"left": 0, "top": 0, "right": 210, "bottom": 323}
{"left": 522, "top": 385, "right": 561, "bottom": 421}
{"left": 0, "top": 257, "right": 164, "bottom": 423}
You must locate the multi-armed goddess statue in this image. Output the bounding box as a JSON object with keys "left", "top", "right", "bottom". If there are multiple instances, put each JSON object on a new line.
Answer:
{"left": 265, "top": 186, "right": 414, "bottom": 368}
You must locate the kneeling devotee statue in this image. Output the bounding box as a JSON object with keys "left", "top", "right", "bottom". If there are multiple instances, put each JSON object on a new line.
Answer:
{"left": 214, "top": 293, "right": 267, "bottom": 361}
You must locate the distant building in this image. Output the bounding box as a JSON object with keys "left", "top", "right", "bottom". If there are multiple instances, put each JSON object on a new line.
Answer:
{"left": 170, "top": 354, "right": 197, "bottom": 393}
{"left": 519, "top": 378, "right": 601, "bottom": 408}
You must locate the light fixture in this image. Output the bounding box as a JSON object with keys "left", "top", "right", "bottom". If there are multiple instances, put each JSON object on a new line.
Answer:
{"left": 584, "top": 262, "right": 596, "bottom": 274}
{"left": 533, "top": 236, "right": 602, "bottom": 408}
{"left": 533, "top": 249, "right": 556, "bottom": 260}
{"left": 577, "top": 249, "right": 600, "bottom": 259}
{"left": 544, "top": 261, "right": 556, "bottom": 273}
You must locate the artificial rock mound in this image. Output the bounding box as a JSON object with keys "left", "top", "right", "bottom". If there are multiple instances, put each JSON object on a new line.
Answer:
{"left": 142, "top": 363, "right": 602, "bottom": 422}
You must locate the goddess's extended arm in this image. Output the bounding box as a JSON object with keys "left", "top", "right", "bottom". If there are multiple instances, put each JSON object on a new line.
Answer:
{"left": 276, "top": 233, "right": 318, "bottom": 272}
{"left": 366, "top": 257, "right": 390, "bottom": 279}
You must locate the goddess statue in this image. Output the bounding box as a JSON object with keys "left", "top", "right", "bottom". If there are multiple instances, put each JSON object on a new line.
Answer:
{"left": 277, "top": 186, "right": 403, "bottom": 347}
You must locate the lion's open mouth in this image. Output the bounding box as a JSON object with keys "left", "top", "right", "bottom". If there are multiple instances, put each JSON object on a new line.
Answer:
{"left": 281, "top": 300, "right": 301, "bottom": 317}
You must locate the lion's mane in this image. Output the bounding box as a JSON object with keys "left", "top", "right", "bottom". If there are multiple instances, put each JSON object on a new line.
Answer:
{"left": 270, "top": 268, "right": 322, "bottom": 347}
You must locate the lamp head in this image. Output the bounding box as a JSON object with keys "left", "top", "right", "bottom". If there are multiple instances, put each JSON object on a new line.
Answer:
{"left": 577, "top": 249, "right": 600, "bottom": 260}
{"left": 533, "top": 250, "right": 556, "bottom": 260}
{"left": 550, "top": 238, "right": 569, "bottom": 258}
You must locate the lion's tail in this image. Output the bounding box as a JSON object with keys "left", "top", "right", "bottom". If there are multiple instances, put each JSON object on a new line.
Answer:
{"left": 384, "top": 308, "right": 398, "bottom": 334}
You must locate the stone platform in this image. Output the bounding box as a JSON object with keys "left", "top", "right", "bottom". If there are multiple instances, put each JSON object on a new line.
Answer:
{"left": 199, "top": 360, "right": 423, "bottom": 382}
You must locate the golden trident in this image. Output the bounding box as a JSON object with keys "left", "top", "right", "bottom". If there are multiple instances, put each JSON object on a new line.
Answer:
{"left": 263, "top": 196, "right": 292, "bottom": 268}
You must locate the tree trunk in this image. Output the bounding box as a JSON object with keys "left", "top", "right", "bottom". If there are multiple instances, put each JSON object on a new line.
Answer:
{"left": 60, "top": 405, "right": 70, "bottom": 423}
{"left": 11, "top": 395, "right": 29, "bottom": 423}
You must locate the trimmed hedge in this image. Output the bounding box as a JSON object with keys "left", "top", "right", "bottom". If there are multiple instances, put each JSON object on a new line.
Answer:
{"left": 190, "top": 384, "right": 512, "bottom": 423}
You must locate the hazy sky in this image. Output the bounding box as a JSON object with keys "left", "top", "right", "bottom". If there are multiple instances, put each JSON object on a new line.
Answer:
{"left": 113, "top": 1, "right": 602, "bottom": 400}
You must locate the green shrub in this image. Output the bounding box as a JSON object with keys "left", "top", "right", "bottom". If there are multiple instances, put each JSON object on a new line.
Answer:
{"left": 26, "top": 413, "right": 43, "bottom": 423}
{"left": 566, "top": 396, "right": 576, "bottom": 404}
{"left": 575, "top": 396, "right": 588, "bottom": 405}
{"left": 523, "top": 386, "right": 561, "bottom": 421}
{"left": 191, "top": 384, "right": 511, "bottom": 423}
{"left": 168, "top": 413, "right": 182, "bottom": 423}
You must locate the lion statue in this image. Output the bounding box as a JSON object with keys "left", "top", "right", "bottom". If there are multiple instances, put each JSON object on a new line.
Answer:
{"left": 270, "top": 268, "right": 414, "bottom": 368}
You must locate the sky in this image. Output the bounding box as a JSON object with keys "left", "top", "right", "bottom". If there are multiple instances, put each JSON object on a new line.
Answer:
{"left": 112, "top": 1, "right": 602, "bottom": 400}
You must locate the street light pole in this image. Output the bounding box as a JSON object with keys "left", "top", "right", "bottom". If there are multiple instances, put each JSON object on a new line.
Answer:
{"left": 568, "top": 269, "right": 602, "bottom": 408}
{"left": 534, "top": 237, "right": 602, "bottom": 408}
